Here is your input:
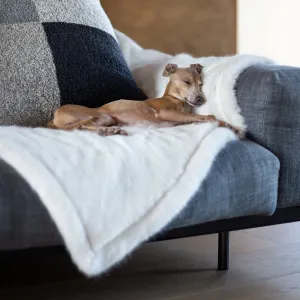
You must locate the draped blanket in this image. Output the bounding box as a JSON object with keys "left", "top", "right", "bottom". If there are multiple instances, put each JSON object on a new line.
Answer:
{"left": 0, "top": 30, "right": 273, "bottom": 277}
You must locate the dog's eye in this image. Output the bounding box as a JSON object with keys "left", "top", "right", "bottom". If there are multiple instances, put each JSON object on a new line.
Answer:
{"left": 183, "top": 80, "right": 191, "bottom": 85}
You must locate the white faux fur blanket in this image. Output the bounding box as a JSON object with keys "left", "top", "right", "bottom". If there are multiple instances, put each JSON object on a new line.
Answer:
{"left": 115, "top": 30, "right": 274, "bottom": 133}
{"left": 0, "top": 31, "right": 273, "bottom": 277}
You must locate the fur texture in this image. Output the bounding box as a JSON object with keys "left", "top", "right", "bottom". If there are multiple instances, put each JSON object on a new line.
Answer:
{"left": 0, "top": 123, "right": 236, "bottom": 276}
{"left": 115, "top": 29, "right": 275, "bottom": 133}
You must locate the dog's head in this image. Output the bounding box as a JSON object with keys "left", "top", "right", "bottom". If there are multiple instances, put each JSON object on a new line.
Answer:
{"left": 163, "top": 63, "right": 205, "bottom": 107}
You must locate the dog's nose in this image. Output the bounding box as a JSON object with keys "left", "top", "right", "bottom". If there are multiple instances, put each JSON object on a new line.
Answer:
{"left": 195, "top": 96, "right": 205, "bottom": 106}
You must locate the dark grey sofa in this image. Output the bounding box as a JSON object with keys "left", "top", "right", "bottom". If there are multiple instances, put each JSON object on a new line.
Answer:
{"left": 1, "top": 64, "right": 300, "bottom": 272}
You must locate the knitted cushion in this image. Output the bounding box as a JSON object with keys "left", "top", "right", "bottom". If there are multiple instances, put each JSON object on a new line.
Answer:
{"left": 0, "top": 0, "right": 146, "bottom": 127}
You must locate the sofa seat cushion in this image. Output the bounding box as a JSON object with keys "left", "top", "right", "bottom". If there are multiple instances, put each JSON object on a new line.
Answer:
{"left": 167, "top": 139, "right": 279, "bottom": 230}
{"left": 0, "top": 140, "right": 279, "bottom": 250}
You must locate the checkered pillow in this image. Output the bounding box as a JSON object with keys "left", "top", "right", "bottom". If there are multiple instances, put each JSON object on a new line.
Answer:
{"left": 0, "top": 0, "right": 146, "bottom": 127}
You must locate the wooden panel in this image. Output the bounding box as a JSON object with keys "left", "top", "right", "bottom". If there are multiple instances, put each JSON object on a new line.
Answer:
{"left": 101, "top": 0, "right": 237, "bottom": 56}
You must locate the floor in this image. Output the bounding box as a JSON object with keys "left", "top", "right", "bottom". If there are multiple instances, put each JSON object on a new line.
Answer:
{"left": 1, "top": 223, "right": 300, "bottom": 300}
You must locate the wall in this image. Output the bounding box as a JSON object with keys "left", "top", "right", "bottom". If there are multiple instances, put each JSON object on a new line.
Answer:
{"left": 101, "top": 0, "right": 237, "bottom": 56}
{"left": 237, "top": 0, "right": 300, "bottom": 66}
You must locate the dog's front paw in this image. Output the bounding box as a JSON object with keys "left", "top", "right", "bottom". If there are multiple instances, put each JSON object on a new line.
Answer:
{"left": 205, "top": 115, "right": 217, "bottom": 121}
{"left": 206, "top": 115, "right": 216, "bottom": 119}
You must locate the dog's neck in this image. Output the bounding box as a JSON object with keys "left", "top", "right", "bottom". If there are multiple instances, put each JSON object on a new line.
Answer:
{"left": 160, "top": 81, "right": 191, "bottom": 112}
{"left": 162, "top": 81, "right": 182, "bottom": 103}
{"left": 162, "top": 80, "right": 192, "bottom": 112}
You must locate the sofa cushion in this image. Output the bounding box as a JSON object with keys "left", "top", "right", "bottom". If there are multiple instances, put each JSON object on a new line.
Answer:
{"left": 0, "top": 0, "right": 145, "bottom": 127}
{"left": 0, "top": 159, "right": 62, "bottom": 250}
{"left": 167, "top": 140, "right": 279, "bottom": 230}
{"left": 236, "top": 65, "right": 300, "bottom": 208}
{"left": 0, "top": 140, "right": 279, "bottom": 250}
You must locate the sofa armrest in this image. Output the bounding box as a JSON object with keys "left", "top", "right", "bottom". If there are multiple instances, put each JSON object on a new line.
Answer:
{"left": 236, "top": 64, "right": 300, "bottom": 208}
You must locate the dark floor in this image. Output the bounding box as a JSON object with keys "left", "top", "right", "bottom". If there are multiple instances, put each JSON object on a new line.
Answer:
{"left": 1, "top": 223, "right": 300, "bottom": 300}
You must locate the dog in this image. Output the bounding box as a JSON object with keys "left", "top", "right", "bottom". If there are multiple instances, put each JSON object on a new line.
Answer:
{"left": 48, "top": 63, "right": 239, "bottom": 136}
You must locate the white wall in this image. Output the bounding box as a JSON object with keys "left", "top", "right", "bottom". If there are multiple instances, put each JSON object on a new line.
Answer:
{"left": 237, "top": 0, "right": 300, "bottom": 66}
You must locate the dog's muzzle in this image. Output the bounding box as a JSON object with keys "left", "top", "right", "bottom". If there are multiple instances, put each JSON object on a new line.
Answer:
{"left": 186, "top": 96, "right": 206, "bottom": 107}
{"left": 194, "top": 96, "right": 205, "bottom": 107}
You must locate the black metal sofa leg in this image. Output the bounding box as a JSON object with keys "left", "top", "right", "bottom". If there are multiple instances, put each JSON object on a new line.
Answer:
{"left": 218, "top": 231, "right": 230, "bottom": 271}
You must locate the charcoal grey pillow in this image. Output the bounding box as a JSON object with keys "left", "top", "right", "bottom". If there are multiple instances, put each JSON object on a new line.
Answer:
{"left": 0, "top": 0, "right": 146, "bottom": 127}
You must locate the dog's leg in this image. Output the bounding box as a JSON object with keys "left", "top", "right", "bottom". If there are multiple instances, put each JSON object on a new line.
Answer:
{"left": 155, "top": 109, "right": 216, "bottom": 123}
{"left": 58, "top": 116, "right": 95, "bottom": 130}
{"left": 78, "top": 114, "right": 115, "bottom": 130}
{"left": 155, "top": 110, "right": 239, "bottom": 134}
{"left": 51, "top": 109, "right": 128, "bottom": 136}
{"left": 79, "top": 115, "right": 128, "bottom": 136}
{"left": 53, "top": 112, "right": 116, "bottom": 131}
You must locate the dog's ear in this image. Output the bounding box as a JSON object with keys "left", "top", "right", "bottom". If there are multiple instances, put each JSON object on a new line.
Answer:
{"left": 190, "top": 64, "right": 203, "bottom": 74}
{"left": 163, "top": 64, "right": 178, "bottom": 77}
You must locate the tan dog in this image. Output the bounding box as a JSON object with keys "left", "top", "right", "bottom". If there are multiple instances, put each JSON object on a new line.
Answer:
{"left": 49, "top": 63, "right": 239, "bottom": 136}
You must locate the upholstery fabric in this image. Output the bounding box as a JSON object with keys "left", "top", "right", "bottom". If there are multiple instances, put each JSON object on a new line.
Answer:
{"left": 0, "top": 140, "right": 279, "bottom": 250}
{"left": 236, "top": 65, "right": 300, "bottom": 208}
{"left": 0, "top": 0, "right": 146, "bottom": 127}
{"left": 0, "top": 159, "right": 61, "bottom": 250}
{"left": 168, "top": 140, "right": 279, "bottom": 230}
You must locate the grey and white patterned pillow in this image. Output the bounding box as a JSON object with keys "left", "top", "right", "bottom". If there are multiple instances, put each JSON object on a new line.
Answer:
{"left": 0, "top": 0, "right": 146, "bottom": 127}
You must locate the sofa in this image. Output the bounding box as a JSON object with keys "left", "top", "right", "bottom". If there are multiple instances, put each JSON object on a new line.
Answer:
{"left": 1, "top": 63, "right": 300, "bottom": 272}
{"left": 1, "top": 0, "right": 300, "bottom": 275}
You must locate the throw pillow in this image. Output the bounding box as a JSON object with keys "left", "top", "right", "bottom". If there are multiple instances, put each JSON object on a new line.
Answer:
{"left": 0, "top": 0, "right": 146, "bottom": 127}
